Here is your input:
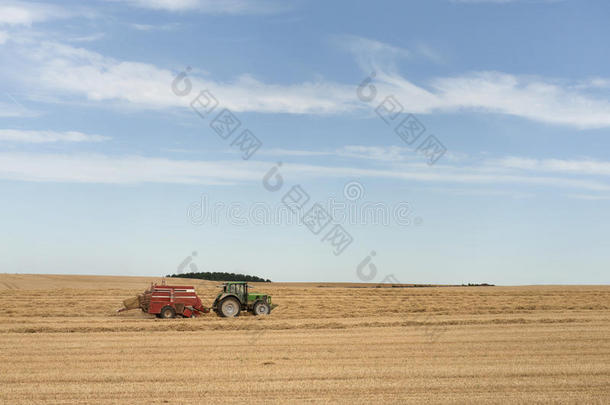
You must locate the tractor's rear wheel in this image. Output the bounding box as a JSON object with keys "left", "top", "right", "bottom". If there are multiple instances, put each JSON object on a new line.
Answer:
{"left": 219, "top": 297, "right": 241, "bottom": 318}
{"left": 253, "top": 300, "right": 270, "bottom": 316}
{"left": 159, "top": 306, "right": 176, "bottom": 319}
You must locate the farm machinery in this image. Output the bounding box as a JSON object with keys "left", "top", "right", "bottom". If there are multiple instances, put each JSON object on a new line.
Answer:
{"left": 212, "top": 281, "right": 276, "bottom": 317}
{"left": 118, "top": 283, "right": 210, "bottom": 318}
{"left": 118, "top": 281, "right": 276, "bottom": 319}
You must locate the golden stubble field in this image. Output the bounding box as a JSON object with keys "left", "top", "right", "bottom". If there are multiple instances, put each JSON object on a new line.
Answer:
{"left": 0, "top": 274, "right": 609, "bottom": 404}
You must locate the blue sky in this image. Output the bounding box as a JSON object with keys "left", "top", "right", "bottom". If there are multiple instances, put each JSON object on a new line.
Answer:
{"left": 0, "top": 0, "right": 609, "bottom": 284}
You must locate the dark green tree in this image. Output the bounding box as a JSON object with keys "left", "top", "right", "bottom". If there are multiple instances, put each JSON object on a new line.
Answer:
{"left": 166, "top": 271, "right": 271, "bottom": 282}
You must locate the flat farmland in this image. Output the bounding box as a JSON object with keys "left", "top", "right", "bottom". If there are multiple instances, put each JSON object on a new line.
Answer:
{"left": 0, "top": 274, "right": 609, "bottom": 404}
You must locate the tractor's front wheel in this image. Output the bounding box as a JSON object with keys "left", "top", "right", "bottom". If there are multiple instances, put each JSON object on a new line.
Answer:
{"left": 219, "top": 298, "right": 241, "bottom": 318}
{"left": 253, "top": 300, "right": 271, "bottom": 316}
{"left": 159, "top": 306, "right": 176, "bottom": 319}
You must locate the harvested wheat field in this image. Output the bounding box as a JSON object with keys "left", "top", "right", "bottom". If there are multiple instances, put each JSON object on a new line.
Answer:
{"left": 0, "top": 274, "right": 609, "bottom": 404}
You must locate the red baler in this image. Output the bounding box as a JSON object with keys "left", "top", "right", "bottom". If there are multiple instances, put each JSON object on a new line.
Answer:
{"left": 119, "top": 283, "right": 210, "bottom": 318}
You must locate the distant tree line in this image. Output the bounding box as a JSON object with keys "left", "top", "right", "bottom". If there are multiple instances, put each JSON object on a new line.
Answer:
{"left": 166, "top": 271, "right": 271, "bottom": 282}
{"left": 461, "top": 283, "right": 494, "bottom": 286}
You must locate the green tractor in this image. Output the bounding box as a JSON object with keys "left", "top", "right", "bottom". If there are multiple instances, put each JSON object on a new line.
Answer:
{"left": 212, "top": 281, "right": 276, "bottom": 317}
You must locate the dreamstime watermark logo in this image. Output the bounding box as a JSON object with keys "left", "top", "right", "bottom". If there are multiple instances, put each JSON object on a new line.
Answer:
{"left": 344, "top": 181, "right": 365, "bottom": 201}
{"left": 186, "top": 182, "right": 422, "bottom": 228}
{"left": 176, "top": 251, "right": 199, "bottom": 275}
{"left": 357, "top": 72, "right": 447, "bottom": 165}
{"left": 352, "top": 254, "right": 446, "bottom": 342}
{"left": 247, "top": 329, "right": 266, "bottom": 345}
{"left": 171, "top": 67, "right": 263, "bottom": 160}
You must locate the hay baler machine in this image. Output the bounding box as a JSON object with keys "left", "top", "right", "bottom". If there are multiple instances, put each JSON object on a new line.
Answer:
{"left": 118, "top": 283, "right": 210, "bottom": 318}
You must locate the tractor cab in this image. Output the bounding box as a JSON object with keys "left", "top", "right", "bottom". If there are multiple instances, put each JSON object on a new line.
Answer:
{"left": 224, "top": 281, "right": 247, "bottom": 300}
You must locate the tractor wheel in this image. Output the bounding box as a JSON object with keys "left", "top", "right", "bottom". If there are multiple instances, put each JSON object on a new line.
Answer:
{"left": 159, "top": 306, "right": 176, "bottom": 319}
{"left": 253, "top": 300, "right": 270, "bottom": 316}
{"left": 219, "top": 297, "right": 241, "bottom": 318}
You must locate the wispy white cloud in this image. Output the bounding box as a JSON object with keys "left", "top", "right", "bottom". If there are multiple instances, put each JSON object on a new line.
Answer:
{"left": 450, "top": 0, "right": 554, "bottom": 3}
{"left": 0, "top": 91, "right": 40, "bottom": 117}
{"left": 130, "top": 23, "right": 179, "bottom": 31}
{"left": 260, "top": 146, "right": 610, "bottom": 192}
{"left": 336, "top": 35, "right": 445, "bottom": 66}
{"left": 587, "top": 78, "right": 610, "bottom": 89}
{"left": 0, "top": 153, "right": 257, "bottom": 185}
{"left": 262, "top": 145, "right": 415, "bottom": 162}
{"left": 8, "top": 40, "right": 356, "bottom": 114}
{"left": 0, "top": 1, "right": 87, "bottom": 26}
{"left": 0, "top": 129, "right": 110, "bottom": 143}
{"left": 339, "top": 145, "right": 414, "bottom": 162}
{"left": 359, "top": 68, "right": 610, "bottom": 130}
{"left": 430, "top": 187, "right": 534, "bottom": 199}
{"left": 288, "top": 161, "right": 610, "bottom": 191}
{"left": 1, "top": 150, "right": 609, "bottom": 192}
{"left": 342, "top": 35, "right": 610, "bottom": 129}
{"left": 261, "top": 148, "right": 335, "bottom": 158}
{"left": 335, "top": 35, "right": 410, "bottom": 69}
{"left": 428, "top": 72, "right": 610, "bottom": 128}
{"left": 106, "top": 0, "right": 289, "bottom": 14}
{"left": 492, "top": 156, "right": 610, "bottom": 176}
{"left": 414, "top": 42, "right": 445, "bottom": 64}
{"left": 568, "top": 194, "right": 610, "bottom": 201}
{"left": 68, "top": 33, "right": 105, "bottom": 43}
{"left": 0, "top": 100, "right": 38, "bottom": 117}
{"left": 5, "top": 33, "right": 610, "bottom": 127}
{"left": 451, "top": 0, "right": 514, "bottom": 3}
